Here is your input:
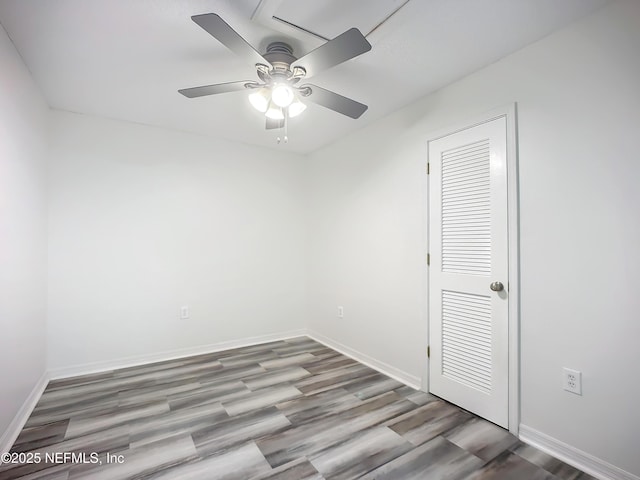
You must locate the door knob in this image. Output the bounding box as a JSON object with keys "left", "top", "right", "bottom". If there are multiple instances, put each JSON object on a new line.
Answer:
{"left": 490, "top": 281, "right": 504, "bottom": 292}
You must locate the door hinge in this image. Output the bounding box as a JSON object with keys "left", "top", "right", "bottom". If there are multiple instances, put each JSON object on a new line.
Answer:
{"left": 426, "top": 163, "right": 430, "bottom": 175}
{"left": 427, "top": 345, "right": 430, "bottom": 358}
{"left": 427, "top": 253, "right": 430, "bottom": 266}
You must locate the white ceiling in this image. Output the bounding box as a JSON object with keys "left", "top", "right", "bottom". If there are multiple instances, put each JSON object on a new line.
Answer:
{"left": 0, "top": 0, "right": 608, "bottom": 154}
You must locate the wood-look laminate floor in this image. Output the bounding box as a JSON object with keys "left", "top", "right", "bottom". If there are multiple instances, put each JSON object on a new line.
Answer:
{"left": 1, "top": 337, "right": 596, "bottom": 480}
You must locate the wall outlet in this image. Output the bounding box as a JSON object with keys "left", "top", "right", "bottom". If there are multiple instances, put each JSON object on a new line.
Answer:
{"left": 563, "top": 367, "right": 582, "bottom": 395}
{"left": 337, "top": 306, "right": 344, "bottom": 318}
{"left": 180, "top": 306, "right": 190, "bottom": 319}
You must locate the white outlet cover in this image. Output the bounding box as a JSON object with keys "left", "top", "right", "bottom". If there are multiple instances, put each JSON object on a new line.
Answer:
{"left": 563, "top": 367, "right": 582, "bottom": 395}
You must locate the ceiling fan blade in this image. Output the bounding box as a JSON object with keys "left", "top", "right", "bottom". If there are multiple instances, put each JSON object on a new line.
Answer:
{"left": 266, "top": 117, "right": 285, "bottom": 130}
{"left": 192, "top": 14, "right": 272, "bottom": 68}
{"left": 178, "top": 81, "right": 251, "bottom": 98}
{"left": 302, "top": 84, "right": 368, "bottom": 119}
{"left": 291, "top": 28, "right": 371, "bottom": 78}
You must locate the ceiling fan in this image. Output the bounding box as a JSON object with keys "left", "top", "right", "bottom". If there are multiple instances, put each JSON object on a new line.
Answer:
{"left": 179, "top": 14, "right": 372, "bottom": 131}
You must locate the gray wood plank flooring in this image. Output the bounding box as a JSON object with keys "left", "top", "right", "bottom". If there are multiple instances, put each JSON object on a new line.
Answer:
{"left": 0, "top": 337, "right": 596, "bottom": 480}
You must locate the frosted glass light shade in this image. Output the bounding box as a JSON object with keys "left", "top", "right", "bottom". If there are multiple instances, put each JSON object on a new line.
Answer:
{"left": 271, "top": 84, "right": 294, "bottom": 108}
{"left": 265, "top": 103, "right": 284, "bottom": 120}
{"left": 249, "top": 89, "right": 270, "bottom": 112}
{"left": 288, "top": 98, "right": 307, "bottom": 118}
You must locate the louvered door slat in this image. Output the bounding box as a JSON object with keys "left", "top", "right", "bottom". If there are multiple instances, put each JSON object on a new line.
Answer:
{"left": 441, "top": 139, "right": 491, "bottom": 276}
{"left": 441, "top": 290, "right": 492, "bottom": 393}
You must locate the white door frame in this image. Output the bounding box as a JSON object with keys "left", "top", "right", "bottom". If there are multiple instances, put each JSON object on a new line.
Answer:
{"left": 423, "top": 103, "right": 520, "bottom": 435}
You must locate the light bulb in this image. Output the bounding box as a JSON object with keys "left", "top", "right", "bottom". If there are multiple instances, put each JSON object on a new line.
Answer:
{"left": 265, "top": 102, "right": 284, "bottom": 120}
{"left": 248, "top": 88, "right": 270, "bottom": 112}
{"left": 271, "top": 83, "right": 294, "bottom": 108}
{"left": 288, "top": 98, "right": 307, "bottom": 118}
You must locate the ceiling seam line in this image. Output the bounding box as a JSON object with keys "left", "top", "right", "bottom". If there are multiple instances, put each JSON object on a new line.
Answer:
{"left": 270, "top": 16, "right": 330, "bottom": 42}
{"left": 365, "top": 0, "right": 412, "bottom": 37}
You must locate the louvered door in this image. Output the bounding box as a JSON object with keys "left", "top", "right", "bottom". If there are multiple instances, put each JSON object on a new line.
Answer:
{"left": 428, "top": 117, "right": 509, "bottom": 428}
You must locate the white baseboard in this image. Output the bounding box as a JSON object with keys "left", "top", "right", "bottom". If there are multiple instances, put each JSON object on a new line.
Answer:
{"left": 307, "top": 330, "right": 421, "bottom": 389}
{"left": 519, "top": 424, "right": 639, "bottom": 480}
{"left": 48, "top": 329, "right": 308, "bottom": 380}
{"left": 0, "top": 370, "right": 50, "bottom": 458}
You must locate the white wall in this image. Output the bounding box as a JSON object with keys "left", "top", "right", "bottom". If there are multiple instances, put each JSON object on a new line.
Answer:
{"left": 47, "top": 111, "right": 308, "bottom": 371}
{"left": 307, "top": 0, "right": 640, "bottom": 476}
{"left": 0, "top": 25, "right": 48, "bottom": 437}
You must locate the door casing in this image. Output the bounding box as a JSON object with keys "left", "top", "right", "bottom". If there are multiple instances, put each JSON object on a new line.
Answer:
{"left": 422, "top": 103, "right": 520, "bottom": 435}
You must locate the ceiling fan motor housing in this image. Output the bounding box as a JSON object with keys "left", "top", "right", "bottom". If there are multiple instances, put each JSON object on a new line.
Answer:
{"left": 258, "top": 42, "right": 306, "bottom": 84}
{"left": 264, "top": 42, "right": 296, "bottom": 67}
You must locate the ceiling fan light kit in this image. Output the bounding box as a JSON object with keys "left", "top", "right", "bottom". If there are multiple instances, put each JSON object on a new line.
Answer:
{"left": 178, "top": 13, "right": 372, "bottom": 141}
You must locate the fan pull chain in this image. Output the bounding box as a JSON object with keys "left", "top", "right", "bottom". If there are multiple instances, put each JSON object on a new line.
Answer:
{"left": 284, "top": 112, "right": 288, "bottom": 144}
{"left": 276, "top": 111, "right": 289, "bottom": 144}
